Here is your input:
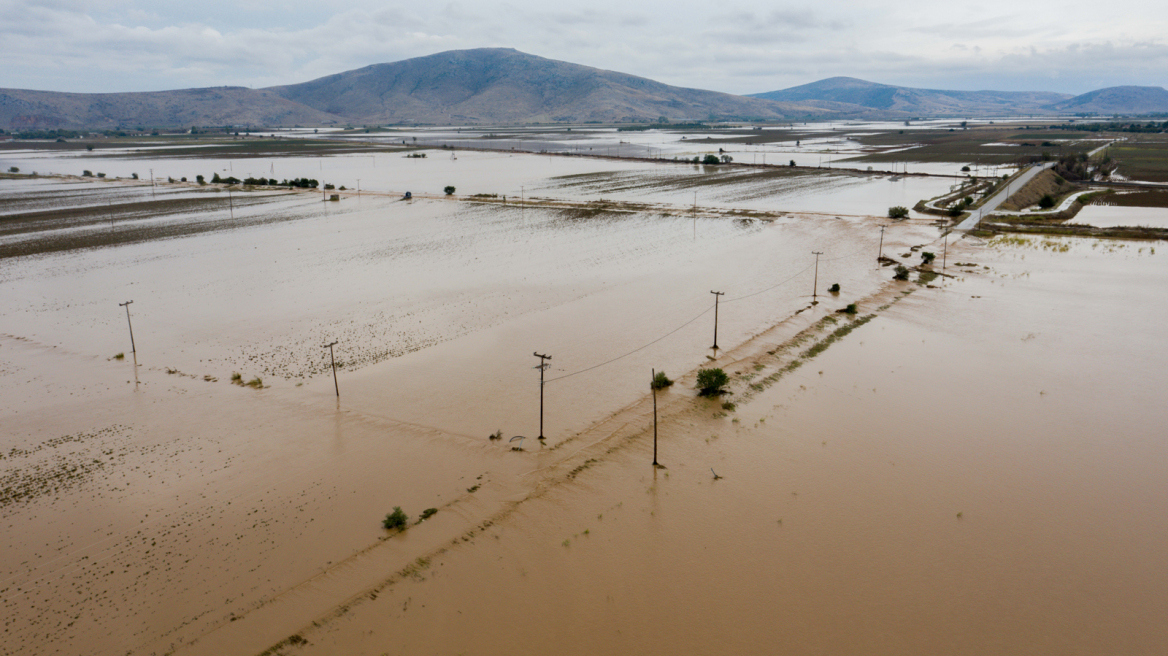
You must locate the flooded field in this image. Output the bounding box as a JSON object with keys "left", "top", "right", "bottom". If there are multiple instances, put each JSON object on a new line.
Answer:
{"left": 2, "top": 144, "right": 1166, "bottom": 656}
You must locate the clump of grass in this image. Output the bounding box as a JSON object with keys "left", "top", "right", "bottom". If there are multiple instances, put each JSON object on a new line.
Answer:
{"left": 696, "top": 368, "right": 729, "bottom": 396}
{"left": 245, "top": 377, "right": 263, "bottom": 388}
{"left": 893, "top": 265, "right": 910, "bottom": 281}
{"left": 651, "top": 371, "right": 674, "bottom": 390}
{"left": 417, "top": 508, "right": 438, "bottom": 523}
{"left": 721, "top": 401, "right": 736, "bottom": 412}
{"left": 488, "top": 430, "right": 502, "bottom": 441}
{"left": 113, "top": 352, "right": 124, "bottom": 360}
{"left": 917, "top": 270, "right": 939, "bottom": 285}
{"left": 382, "top": 506, "right": 409, "bottom": 530}
{"left": 230, "top": 372, "right": 242, "bottom": 385}
{"left": 844, "top": 303, "right": 858, "bottom": 314}
{"left": 466, "top": 484, "right": 480, "bottom": 493}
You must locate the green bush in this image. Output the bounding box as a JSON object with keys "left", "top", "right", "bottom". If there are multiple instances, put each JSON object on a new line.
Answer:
{"left": 894, "top": 265, "right": 910, "bottom": 280}
{"left": 7, "top": 167, "right": 18, "bottom": 173}
{"left": 444, "top": 185, "right": 456, "bottom": 195}
{"left": 844, "top": 303, "right": 857, "bottom": 314}
{"left": 696, "top": 368, "right": 729, "bottom": 396}
{"left": 1038, "top": 194, "right": 1056, "bottom": 209}
{"left": 921, "top": 251, "right": 936, "bottom": 264}
{"left": 702, "top": 154, "right": 720, "bottom": 165}
{"left": 888, "top": 206, "right": 909, "bottom": 219}
{"left": 828, "top": 283, "right": 840, "bottom": 293}
{"left": 651, "top": 371, "right": 674, "bottom": 390}
{"left": 196, "top": 174, "right": 205, "bottom": 184}
{"left": 789, "top": 160, "right": 796, "bottom": 167}
{"left": 383, "top": 506, "right": 409, "bottom": 530}
{"left": 419, "top": 508, "right": 438, "bottom": 522}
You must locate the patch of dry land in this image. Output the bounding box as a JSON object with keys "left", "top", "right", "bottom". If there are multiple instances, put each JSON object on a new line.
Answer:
{"left": 1, "top": 148, "right": 1166, "bottom": 656}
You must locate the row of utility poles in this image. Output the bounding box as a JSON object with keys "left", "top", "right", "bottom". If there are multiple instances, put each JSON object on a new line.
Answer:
{"left": 113, "top": 222, "right": 946, "bottom": 468}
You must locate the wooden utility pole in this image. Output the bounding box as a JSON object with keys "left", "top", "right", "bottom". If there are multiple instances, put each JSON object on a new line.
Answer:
{"left": 811, "top": 252, "right": 824, "bottom": 302}
{"left": 323, "top": 341, "right": 339, "bottom": 397}
{"left": 149, "top": 168, "right": 155, "bottom": 198}
{"left": 878, "top": 225, "right": 887, "bottom": 262}
{"left": 119, "top": 300, "right": 136, "bottom": 353}
{"left": 651, "top": 368, "right": 659, "bottom": 467}
{"left": 534, "top": 352, "right": 551, "bottom": 440}
{"left": 228, "top": 189, "right": 234, "bottom": 219}
{"left": 710, "top": 291, "right": 724, "bottom": 350}
{"left": 943, "top": 233, "right": 948, "bottom": 271}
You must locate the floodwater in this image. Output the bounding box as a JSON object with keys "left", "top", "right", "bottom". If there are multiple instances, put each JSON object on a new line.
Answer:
{"left": 1071, "top": 204, "right": 1168, "bottom": 227}
{"left": 250, "top": 234, "right": 1168, "bottom": 656}
{"left": 2, "top": 147, "right": 1166, "bottom": 656}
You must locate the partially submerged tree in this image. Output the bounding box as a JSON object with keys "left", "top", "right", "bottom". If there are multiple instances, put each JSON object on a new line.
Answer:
{"left": 888, "top": 206, "right": 910, "bottom": 219}
{"left": 696, "top": 368, "right": 729, "bottom": 396}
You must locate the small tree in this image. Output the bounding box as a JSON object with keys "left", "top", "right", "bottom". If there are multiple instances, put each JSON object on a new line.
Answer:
{"left": 196, "top": 174, "right": 205, "bottom": 185}
{"left": 888, "top": 206, "right": 909, "bottom": 219}
{"left": 7, "top": 167, "right": 18, "bottom": 173}
{"left": 82, "top": 170, "right": 93, "bottom": 177}
{"left": 894, "top": 265, "right": 910, "bottom": 280}
{"left": 702, "top": 154, "right": 720, "bottom": 165}
{"left": 789, "top": 160, "right": 796, "bottom": 167}
{"left": 720, "top": 154, "right": 733, "bottom": 163}
{"left": 651, "top": 371, "right": 674, "bottom": 390}
{"left": 961, "top": 165, "right": 971, "bottom": 172}
{"left": 382, "top": 506, "right": 409, "bottom": 530}
{"left": 696, "top": 368, "right": 729, "bottom": 396}
{"left": 212, "top": 172, "right": 221, "bottom": 183}
{"left": 921, "top": 251, "right": 936, "bottom": 265}
{"left": 444, "top": 185, "right": 456, "bottom": 195}
{"left": 1038, "top": 194, "right": 1056, "bottom": 209}
{"left": 131, "top": 172, "right": 138, "bottom": 180}
{"left": 828, "top": 283, "right": 840, "bottom": 293}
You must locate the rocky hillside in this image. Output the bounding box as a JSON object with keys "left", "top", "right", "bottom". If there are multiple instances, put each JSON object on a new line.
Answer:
{"left": 1046, "top": 86, "right": 1168, "bottom": 114}
{"left": 0, "top": 87, "right": 341, "bottom": 130}
{"left": 751, "top": 77, "right": 1071, "bottom": 115}
{"left": 267, "top": 48, "right": 820, "bottom": 124}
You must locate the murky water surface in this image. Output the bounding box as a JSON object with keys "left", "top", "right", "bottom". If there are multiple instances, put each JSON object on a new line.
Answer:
{"left": 1, "top": 148, "right": 1165, "bottom": 656}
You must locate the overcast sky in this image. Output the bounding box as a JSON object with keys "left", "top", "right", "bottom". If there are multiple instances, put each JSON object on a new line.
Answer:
{"left": 3, "top": 0, "right": 1166, "bottom": 95}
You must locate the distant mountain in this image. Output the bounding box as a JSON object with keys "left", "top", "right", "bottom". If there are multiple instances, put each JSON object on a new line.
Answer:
{"left": 1046, "top": 86, "right": 1168, "bottom": 114}
{"left": 267, "top": 48, "right": 820, "bottom": 124}
{"left": 750, "top": 77, "right": 1071, "bottom": 116}
{"left": 0, "top": 87, "right": 340, "bottom": 130}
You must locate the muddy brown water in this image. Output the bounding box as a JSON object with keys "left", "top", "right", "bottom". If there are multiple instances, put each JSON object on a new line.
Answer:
{"left": 2, "top": 156, "right": 1165, "bottom": 655}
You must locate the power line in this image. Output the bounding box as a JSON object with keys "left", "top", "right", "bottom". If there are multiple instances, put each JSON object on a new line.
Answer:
{"left": 545, "top": 304, "right": 713, "bottom": 384}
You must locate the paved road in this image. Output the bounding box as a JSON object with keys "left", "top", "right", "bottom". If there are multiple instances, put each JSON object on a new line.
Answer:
{"left": 954, "top": 162, "right": 1053, "bottom": 231}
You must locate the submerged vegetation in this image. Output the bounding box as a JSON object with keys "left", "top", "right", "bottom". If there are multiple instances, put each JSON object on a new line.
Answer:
{"left": 383, "top": 507, "right": 409, "bottom": 530}
{"left": 696, "top": 368, "right": 729, "bottom": 396}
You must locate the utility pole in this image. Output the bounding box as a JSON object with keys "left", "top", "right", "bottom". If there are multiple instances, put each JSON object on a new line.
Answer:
{"left": 534, "top": 352, "right": 551, "bottom": 440}
{"left": 651, "top": 368, "right": 659, "bottom": 467}
{"left": 149, "top": 168, "right": 155, "bottom": 198}
{"left": 878, "top": 225, "right": 887, "bottom": 263}
{"left": 119, "top": 300, "right": 136, "bottom": 354}
{"left": 693, "top": 191, "right": 697, "bottom": 239}
{"left": 356, "top": 179, "right": 360, "bottom": 198}
{"left": 811, "top": 252, "right": 824, "bottom": 303}
{"left": 228, "top": 189, "right": 234, "bottom": 219}
{"left": 710, "top": 291, "right": 724, "bottom": 350}
{"left": 942, "top": 232, "right": 948, "bottom": 272}
{"left": 323, "top": 341, "right": 339, "bottom": 397}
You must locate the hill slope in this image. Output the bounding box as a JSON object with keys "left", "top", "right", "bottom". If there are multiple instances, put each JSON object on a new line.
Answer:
{"left": 751, "top": 77, "right": 1071, "bottom": 115}
{"left": 0, "top": 87, "right": 342, "bottom": 130}
{"left": 266, "top": 48, "right": 823, "bottom": 124}
{"left": 1045, "top": 86, "right": 1168, "bottom": 114}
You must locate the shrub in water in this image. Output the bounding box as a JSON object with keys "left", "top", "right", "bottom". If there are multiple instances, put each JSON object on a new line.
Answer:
{"left": 383, "top": 506, "right": 408, "bottom": 530}
{"left": 444, "top": 185, "right": 456, "bottom": 195}
{"left": 894, "top": 265, "right": 910, "bottom": 280}
{"left": 845, "top": 303, "right": 858, "bottom": 314}
{"left": 921, "top": 251, "right": 936, "bottom": 264}
{"left": 888, "top": 206, "right": 909, "bottom": 219}
{"left": 696, "top": 368, "right": 729, "bottom": 396}
{"left": 651, "top": 371, "right": 674, "bottom": 390}
{"left": 419, "top": 508, "right": 438, "bottom": 522}
{"left": 828, "top": 283, "right": 840, "bottom": 293}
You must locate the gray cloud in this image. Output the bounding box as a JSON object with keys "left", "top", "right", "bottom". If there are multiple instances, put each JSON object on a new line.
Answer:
{"left": 1, "top": 0, "right": 1165, "bottom": 95}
